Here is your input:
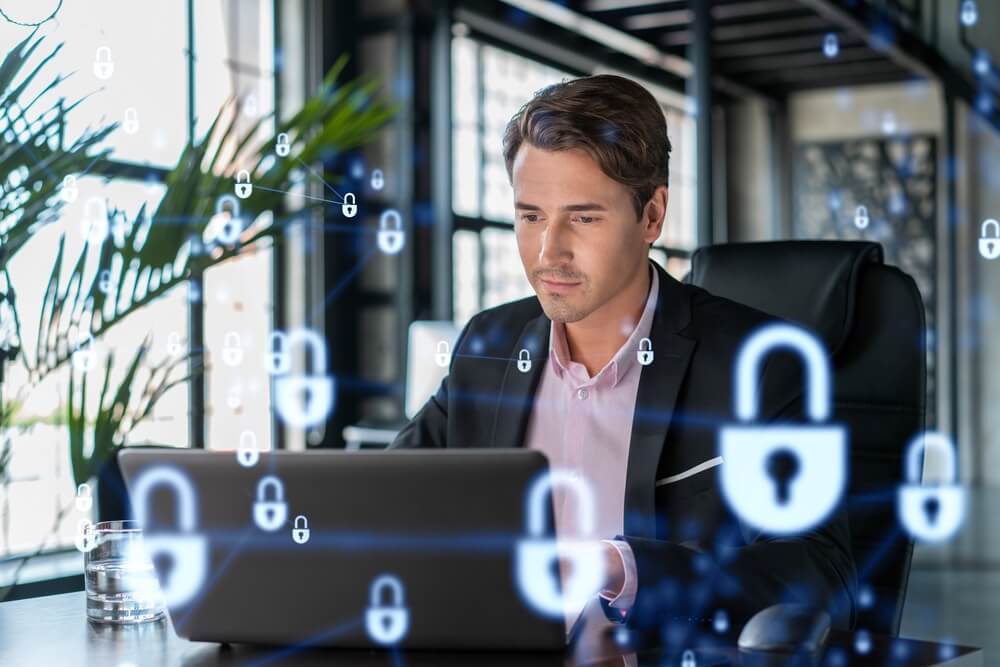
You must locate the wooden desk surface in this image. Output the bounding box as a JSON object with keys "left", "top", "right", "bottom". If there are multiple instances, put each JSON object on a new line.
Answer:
{"left": 0, "top": 592, "right": 983, "bottom": 667}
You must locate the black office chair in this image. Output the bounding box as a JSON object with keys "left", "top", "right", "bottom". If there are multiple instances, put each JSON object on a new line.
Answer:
{"left": 687, "top": 240, "right": 925, "bottom": 637}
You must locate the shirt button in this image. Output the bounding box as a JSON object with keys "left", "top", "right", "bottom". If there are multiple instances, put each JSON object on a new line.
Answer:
{"left": 577, "top": 388, "right": 589, "bottom": 400}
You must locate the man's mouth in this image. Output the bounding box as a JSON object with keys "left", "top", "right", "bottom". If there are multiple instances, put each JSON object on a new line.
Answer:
{"left": 539, "top": 278, "right": 582, "bottom": 294}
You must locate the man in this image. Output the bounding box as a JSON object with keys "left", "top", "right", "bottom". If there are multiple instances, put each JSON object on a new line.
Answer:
{"left": 391, "top": 74, "right": 856, "bottom": 634}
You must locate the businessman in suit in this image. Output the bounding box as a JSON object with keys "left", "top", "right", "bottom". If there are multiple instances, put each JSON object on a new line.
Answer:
{"left": 391, "top": 74, "right": 856, "bottom": 633}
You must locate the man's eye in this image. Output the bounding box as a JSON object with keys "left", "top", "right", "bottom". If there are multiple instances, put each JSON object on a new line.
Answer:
{"left": 521, "top": 214, "right": 539, "bottom": 223}
{"left": 575, "top": 216, "right": 595, "bottom": 224}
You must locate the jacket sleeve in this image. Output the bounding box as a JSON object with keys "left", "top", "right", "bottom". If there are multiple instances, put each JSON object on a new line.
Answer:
{"left": 388, "top": 377, "right": 449, "bottom": 449}
{"left": 608, "top": 354, "right": 858, "bottom": 632}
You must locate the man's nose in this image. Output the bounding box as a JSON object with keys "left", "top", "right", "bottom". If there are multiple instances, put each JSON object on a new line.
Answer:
{"left": 539, "top": 219, "right": 572, "bottom": 264}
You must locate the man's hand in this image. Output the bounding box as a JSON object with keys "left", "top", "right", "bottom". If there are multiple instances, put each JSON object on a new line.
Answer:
{"left": 601, "top": 541, "right": 626, "bottom": 598}
{"left": 554, "top": 541, "right": 625, "bottom": 597}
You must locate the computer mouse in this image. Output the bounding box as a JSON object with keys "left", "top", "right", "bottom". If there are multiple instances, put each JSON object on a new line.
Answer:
{"left": 737, "top": 604, "right": 831, "bottom": 655}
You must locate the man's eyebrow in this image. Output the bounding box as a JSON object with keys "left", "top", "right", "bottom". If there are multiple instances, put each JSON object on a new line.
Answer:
{"left": 514, "top": 201, "right": 608, "bottom": 212}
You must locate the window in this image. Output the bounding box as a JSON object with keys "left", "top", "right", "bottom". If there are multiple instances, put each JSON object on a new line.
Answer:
{"left": 450, "top": 34, "right": 697, "bottom": 327}
{"left": 0, "top": 1, "right": 274, "bottom": 567}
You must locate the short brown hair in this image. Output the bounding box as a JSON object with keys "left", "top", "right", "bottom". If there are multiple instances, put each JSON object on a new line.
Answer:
{"left": 502, "top": 74, "right": 671, "bottom": 220}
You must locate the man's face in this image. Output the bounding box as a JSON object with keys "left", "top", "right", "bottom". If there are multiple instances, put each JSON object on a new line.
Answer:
{"left": 512, "top": 144, "right": 659, "bottom": 324}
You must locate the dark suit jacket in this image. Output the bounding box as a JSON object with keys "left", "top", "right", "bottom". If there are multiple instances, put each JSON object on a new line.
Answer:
{"left": 390, "top": 260, "right": 857, "bottom": 631}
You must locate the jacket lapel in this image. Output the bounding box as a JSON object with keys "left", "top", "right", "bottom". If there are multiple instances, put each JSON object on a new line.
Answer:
{"left": 623, "top": 263, "right": 697, "bottom": 539}
{"left": 489, "top": 313, "right": 550, "bottom": 449}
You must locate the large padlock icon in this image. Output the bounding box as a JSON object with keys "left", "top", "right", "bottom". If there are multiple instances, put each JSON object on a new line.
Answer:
{"left": 341, "top": 192, "right": 357, "bottom": 218}
{"left": 72, "top": 332, "right": 96, "bottom": 373}
{"left": 167, "top": 332, "right": 183, "bottom": 356}
{"left": 898, "top": 431, "right": 965, "bottom": 542}
{"left": 637, "top": 337, "right": 654, "bottom": 366}
{"left": 75, "top": 519, "right": 98, "bottom": 553}
{"left": 854, "top": 205, "right": 870, "bottom": 230}
{"left": 377, "top": 209, "right": 405, "bottom": 255}
{"left": 274, "top": 329, "right": 335, "bottom": 429}
{"left": 718, "top": 323, "right": 846, "bottom": 535}
{"left": 979, "top": 219, "right": 1000, "bottom": 260}
{"left": 292, "top": 515, "right": 310, "bottom": 544}
{"left": 682, "top": 649, "right": 697, "bottom": 667}
{"left": 221, "top": 331, "right": 244, "bottom": 367}
{"left": 123, "top": 107, "right": 139, "bottom": 134}
{"left": 234, "top": 170, "right": 253, "bottom": 199}
{"left": 435, "top": 340, "right": 451, "bottom": 368}
{"left": 275, "top": 133, "right": 290, "bottom": 157}
{"left": 517, "top": 349, "right": 532, "bottom": 373}
{"left": 214, "top": 195, "right": 242, "bottom": 245}
{"left": 366, "top": 574, "right": 410, "bottom": 645}
{"left": 264, "top": 331, "right": 291, "bottom": 375}
{"left": 132, "top": 466, "right": 208, "bottom": 608}
{"left": 93, "top": 46, "right": 114, "bottom": 80}
{"left": 371, "top": 169, "right": 384, "bottom": 191}
{"left": 80, "top": 197, "right": 109, "bottom": 245}
{"left": 237, "top": 430, "right": 260, "bottom": 468}
{"left": 253, "top": 475, "right": 288, "bottom": 531}
{"left": 61, "top": 175, "right": 79, "bottom": 203}
{"left": 516, "top": 470, "right": 604, "bottom": 618}
{"left": 76, "top": 483, "right": 93, "bottom": 512}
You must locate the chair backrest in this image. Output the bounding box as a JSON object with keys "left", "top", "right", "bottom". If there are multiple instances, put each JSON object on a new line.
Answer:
{"left": 687, "top": 240, "right": 925, "bottom": 636}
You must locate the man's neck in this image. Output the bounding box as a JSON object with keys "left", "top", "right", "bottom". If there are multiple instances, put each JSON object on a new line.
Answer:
{"left": 563, "top": 262, "right": 652, "bottom": 377}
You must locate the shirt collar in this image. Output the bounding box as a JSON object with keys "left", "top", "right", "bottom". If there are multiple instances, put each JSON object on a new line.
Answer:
{"left": 548, "top": 261, "right": 660, "bottom": 388}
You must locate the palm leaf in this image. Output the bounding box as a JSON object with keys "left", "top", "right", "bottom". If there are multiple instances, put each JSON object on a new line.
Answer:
{"left": 20, "top": 51, "right": 396, "bottom": 381}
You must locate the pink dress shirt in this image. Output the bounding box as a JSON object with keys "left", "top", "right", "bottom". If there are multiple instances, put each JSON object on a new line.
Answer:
{"left": 524, "top": 262, "right": 659, "bottom": 629}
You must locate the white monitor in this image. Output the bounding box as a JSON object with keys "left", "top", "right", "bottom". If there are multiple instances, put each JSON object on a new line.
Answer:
{"left": 405, "top": 320, "right": 461, "bottom": 420}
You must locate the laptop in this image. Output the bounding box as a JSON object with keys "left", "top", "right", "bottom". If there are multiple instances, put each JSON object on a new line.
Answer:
{"left": 117, "top": 448, "right": 573, "bottom": 650}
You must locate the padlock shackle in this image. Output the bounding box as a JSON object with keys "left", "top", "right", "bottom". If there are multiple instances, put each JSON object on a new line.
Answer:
{"left": 224, "top": 331, "right": 242, "bottom": 347}
{"left": 437, "top": 340, "right": 450, "bottom": 354}
{"left": 734, "top": 323, "right": 831, "bottom": 422}
{"left": 525, "top": 469, "right": 596, "bottom": 537}
{"left": 277, "top": 132, "right": 289, "bottom": 143}
{"left": 370, "top": 574, "right": 405, "bottom": 606}
{"left": 236, "top": 169, "right": 251, "bottom": 183}
{"left": 639, "top": 337, "right": 652, "bottom": 351}
{"left": 982, "top": 219, "right": 1000, "bottom": 238}
{"left": 240, "top": 430, "right": 257, "bottom": 449}
{"left": 132, "top": 466, "right": 199, "bottom": 533}
{"left": 518, "top": 349, "right": 531, "bottom": 361}
{"left": 905, "top": 430, "right": 957, "bottom": 484}
{"left": 216, "top": 194, "right": 241, "bottom": 217}
{"left": 95, "top": 46, "right": 112, "bottom": 60}
{"left": 286, "top": 328, "right": 328, "bottom": 373}
{"left": 294, "top": 515, "right": 308, "bottom": 529}
{"left": 379, "top": 209, "right": 402, "bottom": 230}
{"left": 78, "top": 483, "right": 90, "bottom": 495}
{"left": 257, "top": 475, "right": 285, "bottom": 502}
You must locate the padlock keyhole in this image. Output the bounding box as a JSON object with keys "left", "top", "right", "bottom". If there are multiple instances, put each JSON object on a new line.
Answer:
{"left": 923, "top": 496, "right": 941, "bottom": 524}
{"left": 154, "top": 552, "right": 175, "bottom": 585}
{"left": 765, "top": 448, "right": 800, "bottom": 505}
{"left": 550, "top": 557, "right": 564, "bottom": 592}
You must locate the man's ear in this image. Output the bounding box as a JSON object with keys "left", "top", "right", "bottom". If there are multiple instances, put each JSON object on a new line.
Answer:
{"left": 642, "top": 185, "right": 668, "bottom": 245}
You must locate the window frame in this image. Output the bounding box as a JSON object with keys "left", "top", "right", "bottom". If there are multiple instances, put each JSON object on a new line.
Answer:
{"left": 0, "top": 0, "right": 281, "bottom": 587}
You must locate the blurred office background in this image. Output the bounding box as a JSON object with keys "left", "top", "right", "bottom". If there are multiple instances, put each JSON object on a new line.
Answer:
{"left": 0, "top": 0, "right": 998, "bottom": 660}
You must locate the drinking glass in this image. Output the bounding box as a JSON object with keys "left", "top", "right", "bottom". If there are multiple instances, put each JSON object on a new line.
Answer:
{"left": 84, "top": 520, "right": 165, "bottom": 624}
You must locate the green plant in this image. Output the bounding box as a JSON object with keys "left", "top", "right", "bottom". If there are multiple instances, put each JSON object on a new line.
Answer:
{"left": 0, "top": 30, "right": 396, "bottom": 576}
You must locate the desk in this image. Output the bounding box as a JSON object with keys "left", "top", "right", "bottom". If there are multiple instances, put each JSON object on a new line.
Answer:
{"left": 0, "top": 592, "right": 983, "bottom": 666}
